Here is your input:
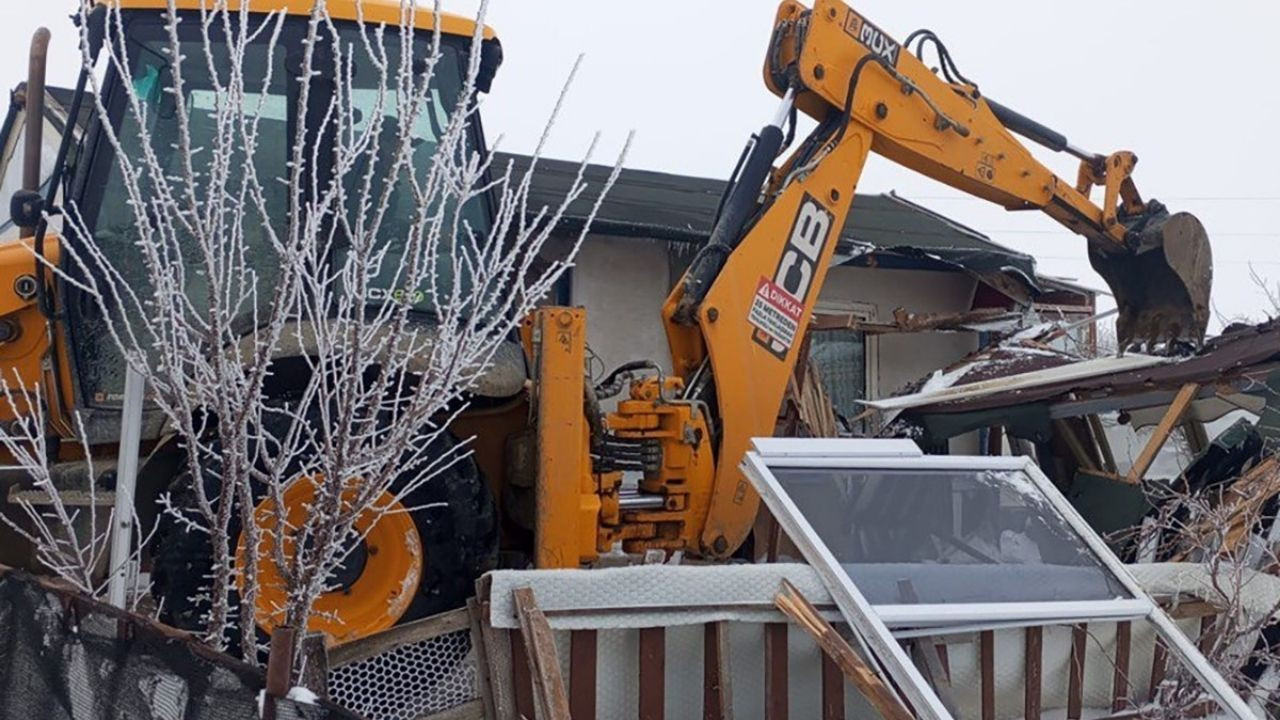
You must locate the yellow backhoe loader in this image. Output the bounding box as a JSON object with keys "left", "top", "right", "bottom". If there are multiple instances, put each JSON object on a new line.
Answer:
{"left": 0, "top": 0, "right": 1212, "bottom": 644}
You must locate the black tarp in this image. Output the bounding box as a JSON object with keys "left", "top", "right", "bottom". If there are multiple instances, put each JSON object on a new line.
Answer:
{"left": 0, "top": 569, "right": 358, "bottom": 720}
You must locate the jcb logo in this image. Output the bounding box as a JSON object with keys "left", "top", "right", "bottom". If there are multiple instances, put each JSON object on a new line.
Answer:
{"left": 843, "top": 10, "right": 900, "bottom": 67}
{"left": 753, "top": 194, "right": 834, "bottom": 359}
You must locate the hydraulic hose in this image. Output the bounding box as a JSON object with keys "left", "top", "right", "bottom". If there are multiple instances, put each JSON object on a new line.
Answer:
{"left": 674, "top": 88, "right": 795, "bottom": 322}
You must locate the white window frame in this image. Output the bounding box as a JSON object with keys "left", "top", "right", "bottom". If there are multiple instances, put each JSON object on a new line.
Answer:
{"left": 741, "top": 439, "right": 1254, "bottom": 719}
{"left": 811, "top": 299, "right": 879, "bottom": 401}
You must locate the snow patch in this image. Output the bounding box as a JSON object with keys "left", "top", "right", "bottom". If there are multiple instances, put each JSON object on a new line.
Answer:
{"left": 286, "top": 686, "right": 319, "bottom": 704}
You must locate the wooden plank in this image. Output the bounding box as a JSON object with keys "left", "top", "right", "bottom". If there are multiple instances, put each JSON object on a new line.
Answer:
{"left": 479, "top": 602, "right": 518, "bottom": 720}
{"left": 1125, "top": 383, "right": 1200, "bottom": 483}
{"left": 329, "top": 606, "right": 473, "bottom": 667}
{"left": 1023, "top": 626, "right": 1042, "bottom": 720}
{"left": 1053, "top": 418, "right": 1100, "bottom": 471}
{"left": 513, "top": 587, "right": 569, "bottom": 720}
{"left": 774, "top": 580, "right": 912, "bottom": 720}
{"left": 570, "top": 630, "right": 597, "bottom": 720}
{"left": 262, "top": 626, "right": 297, "bottom": 720}
{"left": 986, "top": 424, "right": 1004, "bottom": 456}
{"left": 1087, "top": 413, "right": 1118, "bottom": 473}
{"left": 1199, "top": 615, "right": 1217, "bottom": 654}
{"left": 639, "top": 627, "right": 666, "bottom": 720}
{"left": 821, "top": 653, "right": 844, "bottom": 720}
{"left": 466, "top": 600, "right": 497, "bottom": 720}
{"left": 765, "top": 623, "right": 789, "bottom": 720}
{"left": 510, "top": 629, "right": 535, "bottom": 719}
{"left": 703, "top": 622, "right": 733, "bottom": 720}
{"left": 1149, "top": 639, "right": 1168, "bottom": 698}
{"left": 1068, "top": 624, "right": 1087, "bottom": 720}
{"left": 980, "top": 630, "right": 995, "bottom": 720}
{"left": 297, "top": 633, "right": 329, "bottom": 700}
{"left": 1112, "top": 621, "right": 1132, "bottom": 712}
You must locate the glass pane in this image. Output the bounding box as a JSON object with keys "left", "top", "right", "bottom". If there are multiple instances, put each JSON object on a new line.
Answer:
{"left": 808, "top": 327, "right": 866, "bottom": 429}
{"left": 0, "top": 114, "right": 65, "bottom": 241}
{"left": 78, "top": 17, "right": 290, "bottom": 403}
{"left": 330, "top": 28, "right": 485, "bottom": 315}
{"left": 771, "top": 466, "right": 1132, "bottom": 605}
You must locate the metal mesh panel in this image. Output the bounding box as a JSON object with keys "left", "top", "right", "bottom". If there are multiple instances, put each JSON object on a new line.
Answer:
{"left": 0, "top": 568, "right": 356, "bottom": 720}
{"left": 328, "top": 628, "right": 478, "bottom": 719}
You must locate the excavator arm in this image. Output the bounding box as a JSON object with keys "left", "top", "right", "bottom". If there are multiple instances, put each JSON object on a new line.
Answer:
{"left": 762, "top": 0, "right": 1210, "bottom": 350}
{"left": 530, "top": 0, "right": 1211, "bottom": 567}
{"left": 655, "top": 0, "right": 1212, "bottom": 558}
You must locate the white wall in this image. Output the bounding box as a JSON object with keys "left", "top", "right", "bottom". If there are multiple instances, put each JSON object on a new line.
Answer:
{"left": 570, "top": 235, "right": 674, "bottom": 383}
{"left": 569, "top": 236, "right": 986, "bottom": 411}
{"left": 818, "top": 265, "right": 981, "bottom": 398}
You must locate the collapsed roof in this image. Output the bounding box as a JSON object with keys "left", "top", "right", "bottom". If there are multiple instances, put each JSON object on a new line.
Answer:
{"left": 868, "top": 318, "right": 1280, "bottom": 444}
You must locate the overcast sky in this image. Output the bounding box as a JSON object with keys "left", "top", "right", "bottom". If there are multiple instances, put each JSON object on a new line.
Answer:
{"left": 2, "top": 1, "right": 1276, "bottom": 328}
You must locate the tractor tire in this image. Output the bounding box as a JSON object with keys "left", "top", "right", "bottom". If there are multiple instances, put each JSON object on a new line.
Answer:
{"left": 149, "top": 420, "right": 497, "bottom": 645}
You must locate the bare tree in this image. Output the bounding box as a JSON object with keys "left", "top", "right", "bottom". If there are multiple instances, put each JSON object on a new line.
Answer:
{"left": 1250, "top": 265, "right": 1279, "bottom": 319}
{"left": 1123, "top": 454, "right": 1280, "bottom": 716}
{"left": 8, "top": 0, "right": 628, "bottom": 660}
{"left": 0, "top": 380, "right": 108, "bottom": 598}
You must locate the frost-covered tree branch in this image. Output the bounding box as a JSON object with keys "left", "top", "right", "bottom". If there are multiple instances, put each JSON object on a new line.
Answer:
{"left": 39, "top": 0, "right": 629, "bottom": 660}
{"left": 1119, "top": 453, "right": 1280, "bottom": 715}
{"left": 0, "top": 376, "right": 152, "bottom": 609}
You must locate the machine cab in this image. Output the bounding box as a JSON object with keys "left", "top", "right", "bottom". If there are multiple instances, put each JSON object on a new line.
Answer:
{"left": 3, "top": 0, "right": 507, "bottom": 440}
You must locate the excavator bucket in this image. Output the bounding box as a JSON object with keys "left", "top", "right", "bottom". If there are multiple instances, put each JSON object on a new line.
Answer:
{"left": 1088, "top": 207, "right": 1212, "bottom": 352}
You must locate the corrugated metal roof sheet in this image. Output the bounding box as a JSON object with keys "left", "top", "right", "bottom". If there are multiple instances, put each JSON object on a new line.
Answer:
{"left": 865, "top": 353, "right": 1170, "bottom": 411}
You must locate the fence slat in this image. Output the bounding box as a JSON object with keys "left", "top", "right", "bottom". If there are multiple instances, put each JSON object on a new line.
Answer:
{"left": 1024, "top": 626, "right": 1041, "bottom": 719}
{"left": 703, "top": 623, "right": 732, "bottom": 720}
{"left": 1113, "top": 621, "right": 1132, "bottom": 712}
{"left": 1068, "top": 624, "right": 1086, "bottom": 719}
{"left": 821, "top": 653, "right": 844, "bottom": 720}
{"left": 513, "top": 587, "right": 570, "bottom": 720}
{"left": 980, "top": 630, "right": 995, "bottom": 720}
{"left": 510, "top": 630, "right": 534, "bottom": 720}
{"left": 1149, "top": 639, "right": 1168, "bottom": 699}
{"left": 639, "top": 627, "right": 666, "bottom": 720}
{"left": 570, "top": 630, "right": 597, "bottom": 720}
{"left": 765, "top": 623, "right": 789, "bottom": 720}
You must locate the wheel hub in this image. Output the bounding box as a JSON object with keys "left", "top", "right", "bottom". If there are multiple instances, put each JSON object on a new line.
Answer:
{"left": 235, "top": 477, "right": 423, "bottom": 645}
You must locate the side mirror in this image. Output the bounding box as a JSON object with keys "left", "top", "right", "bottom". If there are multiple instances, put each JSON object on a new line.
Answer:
{"left": 476, "top": 37, "right": 503, "bottom": 94}
{"left": 10, "top": 190, "right": 44, "bottom": 230}
{"left": 83, "top": 5, "right": 107, "bottom": 59}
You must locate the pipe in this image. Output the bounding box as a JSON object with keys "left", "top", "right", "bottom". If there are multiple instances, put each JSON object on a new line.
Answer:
{"left": 986, "top": 97, "right": 1098, "bottom": 162}
{"left": 21, "top": 27, "right": 51, "bottom": 235}
{"left": 106, "top": 366, "right": 145, "bottom": 609}
{"left": 618, "top": 493, "right": 666, "bottom": 511}
{"left": 674, "top": 88, "right": 796, "bottom": 321}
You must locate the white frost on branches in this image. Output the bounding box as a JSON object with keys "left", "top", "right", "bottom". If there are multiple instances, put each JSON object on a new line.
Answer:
{"left": 0, "top": 377, "right": 152, "bottom": 607}
{"left": 8, "top": 0, "right": 627, "bottom": 659}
